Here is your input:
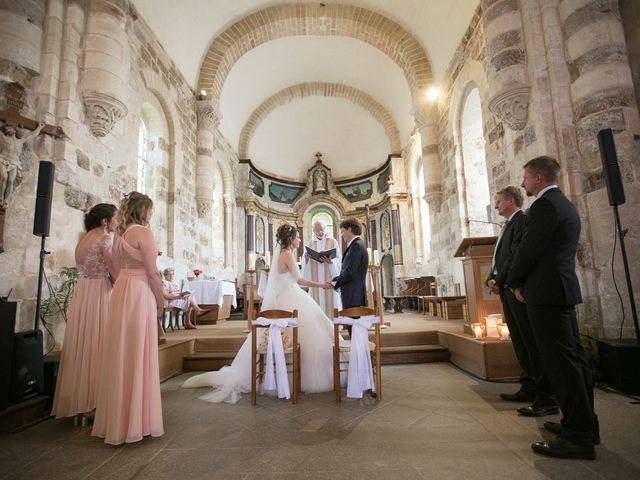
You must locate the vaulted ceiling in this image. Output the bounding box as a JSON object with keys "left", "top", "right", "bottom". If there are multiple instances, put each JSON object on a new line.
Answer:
{"left": 132, "top": 0, "right": 480, "bottom": 182}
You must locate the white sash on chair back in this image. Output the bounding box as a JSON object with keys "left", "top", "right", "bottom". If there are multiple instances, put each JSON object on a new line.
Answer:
{"left": 253, "top": 316, "right": 298, "bottom": 399}
{"left": 334, "top": 315, "right": 380, "bottom": 398}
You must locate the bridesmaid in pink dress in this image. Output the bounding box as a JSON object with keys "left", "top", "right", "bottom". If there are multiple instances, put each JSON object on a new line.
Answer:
{"left": 91, "top": 192, "right": 165, "bottom": 445}
{"left": 51, "top": 204, "right": 117, "bottom": 424}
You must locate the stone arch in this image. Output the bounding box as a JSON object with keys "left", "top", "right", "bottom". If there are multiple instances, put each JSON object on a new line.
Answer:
{"left": 294, "top": 193, "right": 346, "bottom": 223}
{"left": 238, "top": 82, "right": 402, "bottom": 158}
{"left": 198, "top": 4, "right": 433, "bottom": 103}
{"left": 455, "top": 82, "right": 491, "bottom": 237}
{"left": 140, "top": 67, "right": 182, "bottom": 257}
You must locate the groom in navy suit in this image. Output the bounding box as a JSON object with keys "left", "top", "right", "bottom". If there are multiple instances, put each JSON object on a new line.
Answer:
{"left": 332, "top": 218, "right": 369, "bottom": 321}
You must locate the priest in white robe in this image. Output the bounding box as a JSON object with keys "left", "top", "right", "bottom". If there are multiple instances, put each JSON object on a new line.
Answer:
{"left": 302, "top": 220, "right": 343, "bottom": 316}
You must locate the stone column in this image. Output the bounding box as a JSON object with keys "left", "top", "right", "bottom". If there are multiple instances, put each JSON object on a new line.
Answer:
{"left": 413, "top": 105, "right": 443, "bottom": 210}
{"left": 482, "top": 0, "right": 531, "bottom": 131}
{"left": 223, "top": 193, "right": 233, "bottom": 268}
{"left": 82, "top": 0, "right": 129, "bottom": 137}
{"left": 411, "top": 192, "right": 424, "bottom": 264}
{"left": 558, "top": 0, "right": 640, "bottom": 337}
{"left": 390, "top": 204, "right": 403, "bottom": 265}
{"left": 195, "top": 100, "right": 221, "bottom": 217}
{"left": 245, "top": 208, "right": 255, "bottom": 255}
{"left": 370, "top": 218, "right": 377, "bottom": 251}
{"left": 268, "top": 219, "right": 274, "bottom": 254}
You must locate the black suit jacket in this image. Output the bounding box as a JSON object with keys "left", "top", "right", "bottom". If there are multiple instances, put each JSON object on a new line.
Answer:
{"left": 507, "top": 188, "right": 582, "bottom": 306}
{"left": 488, "top": 210, "right": 525, "bottom": 290}
{"left": 333, "top": 237, "right": 369, "bottom": 308}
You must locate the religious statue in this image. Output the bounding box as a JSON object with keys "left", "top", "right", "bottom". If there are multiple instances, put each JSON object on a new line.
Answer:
{"left": 0, "top": 121, "right": 45, "bottom": 207}
{"left": 314, "top": 170, "right": 327, "bottom": 193}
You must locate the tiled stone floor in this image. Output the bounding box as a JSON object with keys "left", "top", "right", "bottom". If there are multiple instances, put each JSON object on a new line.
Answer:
{"left": 2, "top": 363, "right": 639, "bottom": 479}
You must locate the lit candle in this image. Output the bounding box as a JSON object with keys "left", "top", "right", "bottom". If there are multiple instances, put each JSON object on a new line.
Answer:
{"left": 373, "top": 249, "right": 380, "bottom": 266}
{"left": 497, "top": 323, "right": 510, "bottom": 340}
{"left": 485, "top": 314, "right": 501, "bottom": 337}
{"left": 471, "top": 323, "right": 484, "bottom": 339}
{"left": 367, "top": 248, "right": 372, "bottom": 265}
{"left": 265, "top": 251, "right": 271, "bottom": 268}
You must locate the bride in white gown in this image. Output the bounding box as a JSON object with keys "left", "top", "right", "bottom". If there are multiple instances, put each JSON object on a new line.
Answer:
{"left": 183, "top": 224, "right": 337, "bottom": 403}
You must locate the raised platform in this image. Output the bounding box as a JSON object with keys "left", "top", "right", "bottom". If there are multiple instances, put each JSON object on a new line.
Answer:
{"left": 159, "top": 312, "right": 520, "bottom": 382}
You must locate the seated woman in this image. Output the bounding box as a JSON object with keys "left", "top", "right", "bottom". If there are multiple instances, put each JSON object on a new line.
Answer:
{"left": 162, "top": 267, "right": 207, "bottom": 329}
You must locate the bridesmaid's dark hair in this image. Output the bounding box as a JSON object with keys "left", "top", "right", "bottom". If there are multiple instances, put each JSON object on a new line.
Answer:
{"left": 116, "top": 191, "right": 153, "bottom": 235}
{"left": 84, "top": 203, "right": 117, "bottom": 231}
{"left": 276, "top": 223, "right": 298, "bottom": 249}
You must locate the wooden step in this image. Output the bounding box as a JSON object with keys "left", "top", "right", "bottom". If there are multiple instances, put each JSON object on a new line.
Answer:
{"left": 378, "top": 330, "right": 439, "bottom": 347}
{"left": 381, "top": 344, "right": 450, "bottom": 365}
{"left": 192, "top": 336, "right": 247, "bottom": 352}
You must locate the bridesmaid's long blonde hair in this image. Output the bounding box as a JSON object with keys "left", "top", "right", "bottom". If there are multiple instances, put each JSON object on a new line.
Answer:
{"left": 116, "top": 192, "right": 153, "bottom": 235}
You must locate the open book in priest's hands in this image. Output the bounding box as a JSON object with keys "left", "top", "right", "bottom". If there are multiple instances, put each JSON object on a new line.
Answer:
{"left": 305, "top": 246, "right": 337, "bottom": 262}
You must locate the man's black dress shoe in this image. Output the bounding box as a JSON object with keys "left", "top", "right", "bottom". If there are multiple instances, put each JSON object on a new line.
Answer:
{"left": 543, "top": 421, "right": 600, "bottom": 445}
{"left": 531, "top": 438, "right": 595, "bottom": 460}
{"left": 517, "top": 405, "right": 560, "bottom": 417}
{"left": 500, "top": 390, "right": 535, "bottom": 402}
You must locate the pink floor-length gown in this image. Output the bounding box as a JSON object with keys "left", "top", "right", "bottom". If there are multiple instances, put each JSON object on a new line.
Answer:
{"left": 51, "top": 234, "right": 112, "bottom": 418}
{"left": 91, "top": 224, "right": 164, "bottom": 444}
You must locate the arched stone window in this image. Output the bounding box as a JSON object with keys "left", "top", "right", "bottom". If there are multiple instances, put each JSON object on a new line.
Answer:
{"left": 138, "top": 98, "right": 170, "bottom": 255}
{"left": 136, "top": 118, "right": 148, "bottom": 193}
{"left": 417, "top": 161, "right": 431, "bottom": 255}
{"left": 459, "top": 87, "right": 491, "bottom": 236}
{"left": 310, "top": 209, "right": 334, "bottom": 237}
{"left": 210, "top": 164, "right": 224, "bottom": 266}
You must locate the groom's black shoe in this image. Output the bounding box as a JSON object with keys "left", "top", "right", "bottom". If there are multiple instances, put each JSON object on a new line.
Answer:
{"left": 543, "top": 422, "right": 600, "bottom": 445}
{"left": 366, "top": 389, "right": 377, "bottom": 399}
{"left": 500, "top": 389, "right": 535, "bottom": 402}
{"left": 517, "top": 404, "right": 559, "bottom": 417}
{"left": 531, "top": 438, "right": 595, "bottom": 460}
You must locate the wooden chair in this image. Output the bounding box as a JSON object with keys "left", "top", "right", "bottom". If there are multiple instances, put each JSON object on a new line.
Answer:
{"left": 162, "top": 306, "right": 181, "bottom": 331}
{"left": 251, "top": 309, "right": 300, "bottom": 405}
{"left": 332, "top": 307, "right": 382, "bottom": 402}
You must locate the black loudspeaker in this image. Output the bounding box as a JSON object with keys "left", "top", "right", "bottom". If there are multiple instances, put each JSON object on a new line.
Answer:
{"left": 597, "top": 338, "right": 640, "bottom": 395}
{"left": 9, "top": 330, "right": 44, "bottom": 403}
{"left": 32, "top": 161, "right": 55, "bottom": 237}
{"left": 43, "top": 355, "right": 60, "bottom": 410}
{"left": 597, "top": 128, "right": 626, "bottom": 206}
{"left": 0, "top": 301, "right": 17, "bottom": 409}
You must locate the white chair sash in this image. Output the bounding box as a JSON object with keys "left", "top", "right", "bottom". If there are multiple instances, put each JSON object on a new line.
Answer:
{"left": 334, "top": 315, "right": 380, "bottom": 398}
{"left": 253, "top": 316, "right": 298, "bottom": 399}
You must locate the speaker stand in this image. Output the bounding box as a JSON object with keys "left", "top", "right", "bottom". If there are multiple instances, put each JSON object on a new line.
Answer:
{"left": 34, "top": 234, "right": 49, "bottom": 331}
{"left": 0, "top": 205, "right": 5, "bottom": 253}
{"left": 613, "top": 204, "right": 640, "bottom": 343}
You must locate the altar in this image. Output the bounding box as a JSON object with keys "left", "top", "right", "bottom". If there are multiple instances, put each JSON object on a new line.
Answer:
{"left": 184, "top": 280, "right": 237, "bottom": 325}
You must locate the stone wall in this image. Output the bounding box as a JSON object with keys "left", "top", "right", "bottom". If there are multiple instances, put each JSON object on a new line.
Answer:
{"left": 408, "top": 0, "right": 640, "bottom": 336}
{"left": 0, "top": 0, "right": 236, "bottom": 348}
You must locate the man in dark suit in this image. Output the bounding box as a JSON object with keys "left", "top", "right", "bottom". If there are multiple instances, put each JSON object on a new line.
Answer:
{"left": 507, "top": 156, "right": 598, "bottom": 460}
{"left": 487, "top": 187, "right": 556, "bottom": 413}
{"left": 332, "top": 218, "right": 369, "bottom": 321}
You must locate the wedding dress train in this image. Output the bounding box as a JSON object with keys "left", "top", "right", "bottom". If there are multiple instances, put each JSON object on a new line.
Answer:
{"left": 182, "top": 246, "right": 336, "bottom": 403}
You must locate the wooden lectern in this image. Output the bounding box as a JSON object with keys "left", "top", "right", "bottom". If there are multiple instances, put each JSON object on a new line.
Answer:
{"left": 454, "top": 237, "right": 504, "bottom": 333}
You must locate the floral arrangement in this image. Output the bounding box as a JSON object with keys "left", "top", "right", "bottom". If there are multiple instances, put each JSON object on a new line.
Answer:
{"left": 192, "top": 267, "right": 203, "bottom": 278}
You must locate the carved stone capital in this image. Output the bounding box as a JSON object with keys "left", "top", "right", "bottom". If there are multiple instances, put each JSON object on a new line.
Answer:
{"left": 488, "top": 86, "right": 530, "bottom": 131}
{"left": 423, "top": 191, "right": 442, "bottom": 211}
{"left": 197, "top": 199, "right": 213, "bottom": 218}
{"left": 196, "top": 100, "right": 222, "bottom": 131}
{"left": 223, "top": 193, "right": 234, "bottom": 208}
{"left": 84, "top": 92, "right": 127, "bottom": 137}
